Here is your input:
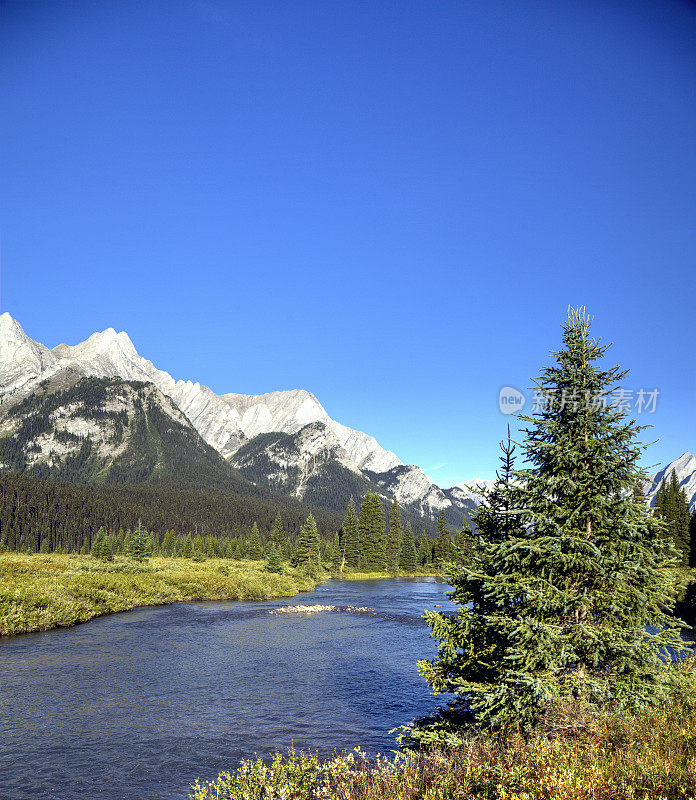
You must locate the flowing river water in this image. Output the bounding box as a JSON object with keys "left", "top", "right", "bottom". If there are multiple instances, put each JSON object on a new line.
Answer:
{"left": 0, "top": 578, "right": 455, "bottom": 800}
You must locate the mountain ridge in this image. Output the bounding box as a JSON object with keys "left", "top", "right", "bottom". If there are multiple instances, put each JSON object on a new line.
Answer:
{"left": 0, "top": 313, "right": 472, "bottom": 524}
{"left": 2, "top": 313, "right": 692, "bottom": 522}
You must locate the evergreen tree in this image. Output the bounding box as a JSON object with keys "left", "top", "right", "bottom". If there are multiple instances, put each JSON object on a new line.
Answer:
{"left": 399, "top": 522, "right": 418, "bottom": 572}
{"left": 264, "top": 543, "right": 283, "bottom": 573}
{"left": 40, "top": 537, "right": 51, "bottom": 554}
{"left": 419, "top": 307, "right": 687, "bottom": 733}
{"left": 101, "top": 534, "right": 114, "bottom": 562}
{"left": 418, "top": 530, "right": 432, "bottom": 566}
{"left": 690, "top": 508, "right": 696, "bottom": 568}
{"left": 271, "top": 513, "right": 284, "bottom": 551}
{"left": 452, "top": 520, "right": 472, "bottom": 563}
{"left": 91, "top": 527, "right": 106, "bottom": 558}
{"left": 162, "top": 530, "right": 175, "bottom": 557}
{"left": 324, "top": 533, "right": 340, "bottom": 567}
{"left": 359, "top": 493, "right": 386, "bottom": 571}
{"left": 182, "top": 532, "right": 193, "bottom": 558}
{"left": 342, "top": 498, "right": 361, "bottom": 571}
{"left": 79, "top": 539, "right": 89, "bottom": 555}
{"left": 654, "top": 471, "right": 691, "bottom": 566}
{"left": 434, "top": 512, "right": 451, "bottom": 564}
{"left": 248, "top": 523, "right": 263, "bottom": 560}
{"left": 128, "top": 521, "right": 148, "bottom": 561}
{"left": 292, "top": 514, "right": 321, "bottom": 575}
{"left": 386, "top": 499, "right": 403, "bottom": 573}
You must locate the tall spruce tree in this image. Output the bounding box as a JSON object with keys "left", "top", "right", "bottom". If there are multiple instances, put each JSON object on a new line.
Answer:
{"left": 358, "top": 493, "right": 386, "bottom": 571}
{"left": 690, "top": 508, "right": 696, "bottom": 568}
{"left": 248, "top": 523, "right": 263, "bottom": 560}
{"left": 91, "top": 526, "right": 106, "bottom": 558}
{"left": 386, "top": 499, "right": 403, "bottom": 573}
{"left": 418, "top": 530, "right": 432, "bottom": 566}
{"left": 654, "top": 471, "right": 691, "bottom": 567}
{"left": 453, "top": 520, "right": 472, "bottom": 563}
{"left": 264, "top": 543, "right": 283, "bottom": 573}
{"left": 434, "top": 512, "right": 451, "bottom": 563}
{"left": 399, "top": 521, "right": 418, "bottom": 573}
{"left": 419, "top": 307, "right": 687, "bottom": 733}
{"left": 128, "top": 521, "right": 148, "bottom": 561}
{"left": 292, "top": 514, "right": 321, "bottom": 575}
{"left": 342, "top": 498, "right": 361, "bottom": 571}
{"left": 271, "top": 513, "right": 284, "bottom": 551}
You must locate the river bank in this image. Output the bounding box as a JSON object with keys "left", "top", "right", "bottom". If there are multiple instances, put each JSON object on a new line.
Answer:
{"left": 0, "top": 553, "right": 321, "bottom": 636}
{"left": 189, "top": 657, "right": 696, "bottom": 800}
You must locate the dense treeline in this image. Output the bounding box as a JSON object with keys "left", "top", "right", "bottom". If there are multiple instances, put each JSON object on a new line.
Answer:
{"left": 0, "top": 470, "right": 343, "bottom": 555}
{"left": 339, "top": 493, "right": 471, "bottom": 572}
{"left": 0, "top": 471, "right": 454, "bottom": 576}
{"left": 652, "top": 470, "right": 695, "bottom": 566}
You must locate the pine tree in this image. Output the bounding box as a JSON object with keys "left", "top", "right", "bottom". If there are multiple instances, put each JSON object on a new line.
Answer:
{"left": 654, "top": 471, "right": 691, "bottom": 567}
{"left": 453, "top": 520, "right": 472, "bottom": 563}
{"left": 324, "top": 533, "right": 341, "bottom": 567}
{"left": 342, "top": 498, "right": 361, "bottom": 571}
{"left": 292, "top": 514, "right": 321, "bottom": 575}
{"left": 399, "top": 522, "right": 418, "bottom": 573}
{"left": 128, "top": 521, "right": 148, "bottom": 561}
{"left": 248, "top": 523, "right": 263, "bottom": 560}
{"left": 271, "top": 513, "right": 284, "bottom": 551}
{"left": 162, "top": 530, "right": 175, "bottom": 557}
{"left": 182, "top": 533, "right": 193, "bottom": 558}
{"left": 102, "top": 534, "right": 114, "bottom": 562}
{"left": 359, "top": 493, "right": 386, "bottom": 571}
{"left": 91, "top": 527, "right": 106, "bottom": 558}
{"left": 386, "top": 499, "right": 403, "bottom": 573}
{"left": 419, "top": 307, "right": 687, "bottom": 733}
{"left": 40, "top": 538, "right": 51, "bottom": 554}
{"left": 418, "top": 530, "right": 432, "bottom": 566}
{"left": 434, "top": 512, "right": 451, "bottom": 564}
{"left": 264, "top": 543, "right": 283, "bottom": 573}
{"left": 690, "top": 508, "right": 696, "bottom": 568}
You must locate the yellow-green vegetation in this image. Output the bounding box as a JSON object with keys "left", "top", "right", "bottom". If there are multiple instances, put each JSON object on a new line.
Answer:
{"left": 0, "top": 553, "right": 322, "bottom": 636}
{"left": 340, "top": 571, "right": 441, "bottom": 580}
{"left": 189, "top": 658, "right": 696, "bottom": 800}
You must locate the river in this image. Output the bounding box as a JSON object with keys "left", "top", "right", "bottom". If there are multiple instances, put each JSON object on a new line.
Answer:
{"left": 0, "top": 578, "right": 454, "bottom": 800}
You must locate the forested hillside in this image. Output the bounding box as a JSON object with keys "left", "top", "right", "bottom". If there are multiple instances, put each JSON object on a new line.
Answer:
{"left": 0, "top": 470, "right": 342, "bottom": 554}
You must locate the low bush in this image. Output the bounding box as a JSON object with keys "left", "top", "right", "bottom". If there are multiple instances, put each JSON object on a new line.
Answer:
{"left": 189, "top": 658, "right": 696, "bottom": 800}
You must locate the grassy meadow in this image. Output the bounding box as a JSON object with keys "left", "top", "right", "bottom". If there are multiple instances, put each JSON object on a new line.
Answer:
{"left": 189, "top": 657, "right": 696, "bottom": 800}
{"left": 0, "top": 552, "right": 321, "bottom": 636}
{"left": 340, "top": 570, "right": 442, "bottom": 580}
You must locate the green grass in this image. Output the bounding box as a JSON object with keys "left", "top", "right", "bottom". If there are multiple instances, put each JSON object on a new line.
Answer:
{"left": 0, "top": 553, "right": 322, "bottom": 636}
{"left": 339, "top": 570, "right": 442, "bottom": 580}
{"left": 189, "top": 658, "right": 696, "bottom": 800}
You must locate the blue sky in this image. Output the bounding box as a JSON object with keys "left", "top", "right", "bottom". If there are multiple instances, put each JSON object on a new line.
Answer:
{"left": 1, "top": 0, "right": 694, "bottom": 486}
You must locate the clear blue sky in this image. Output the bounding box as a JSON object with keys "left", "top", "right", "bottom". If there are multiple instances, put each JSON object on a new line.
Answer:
{"left": 1, "top": 0, "right": 694, "bottom": 486}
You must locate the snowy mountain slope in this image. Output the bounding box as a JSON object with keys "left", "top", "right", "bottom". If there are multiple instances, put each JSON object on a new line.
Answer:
{"left": 644, "top": 451, "right": 695, "bottom": 512}
{"left": 0, "top": 375, "right": 248, "bottom": 489}
{"left": 0, "top": 313, "right": 399, "bottom": 473}
{"left": 366, "top": 464, "right": 478, "bottom": 528}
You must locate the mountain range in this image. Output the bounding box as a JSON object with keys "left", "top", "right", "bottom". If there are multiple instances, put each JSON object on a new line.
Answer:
{"left": 0, "top": 312, "right": 692, "bottom": 522}
{"left": 0, "top": 313, "right": 483, "bottom": 526}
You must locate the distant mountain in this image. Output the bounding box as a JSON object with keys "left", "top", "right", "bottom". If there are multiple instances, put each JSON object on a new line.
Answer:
{"left": 0, "top": 375, "right": 255, "bottom": 492}
{"left": 229, "top": 421, "right": 379, "bottom": 509}
{"left": 0, "top": 313, "right": 475, "bottom": 526}
{"left": 0, "top": 313, "right": 400, "bottom": 471}
{"left": 644, "top": 451, "right": 696, "bottom": 512}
